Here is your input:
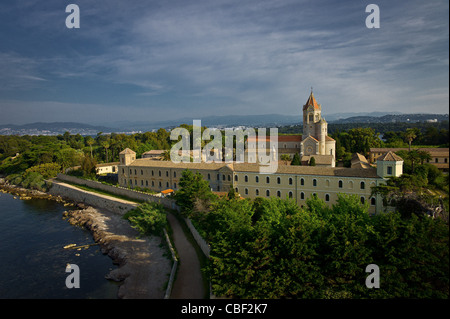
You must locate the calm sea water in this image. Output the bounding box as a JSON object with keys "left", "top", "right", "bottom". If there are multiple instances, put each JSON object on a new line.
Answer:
{"left": 0, "top": 191, "right": 119, "bottom": 299}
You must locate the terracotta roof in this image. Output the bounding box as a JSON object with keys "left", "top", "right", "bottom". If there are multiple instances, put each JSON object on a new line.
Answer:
{"left": 119, "top": 148, "right": 136, "bottom": 155}
{"left": 301, "top": 154, "right": 334, "bottom": 165}
{"left": 370, "top": 148, "right": 449, "bottom": 156}
{"left": 278, "top": 135, "right": 302, "bottom": 142}
{"left": 233, "top": 162, "right": 379, "bottom": 178}
{"left": 96, "top": 162, "right": 120, "bottom": 167}
{"left": 377, "top": 151, "right": 403, "bottom": 162}
{"left": 303, "top": 92, "right": 321, "bottom": 111}
{"left": 325, "top": 136, "right": 335, "bottom": 142}
{"left": 126, "top": 158, "right": 230, "bottom": 170}
{"left": 142, "top": 150, "right": 165, "bottom": 155}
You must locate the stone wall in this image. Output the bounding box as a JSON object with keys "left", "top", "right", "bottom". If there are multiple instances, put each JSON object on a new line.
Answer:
{"left": 55, "top": 174, "right": 179, "bottom": 211}
{"left": 49, "top": 180, "right": 138, "bottom": 215}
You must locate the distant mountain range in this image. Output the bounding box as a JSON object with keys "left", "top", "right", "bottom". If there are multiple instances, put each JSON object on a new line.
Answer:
{"left": 0, "top": 112, "right": 447, "bottom": 135}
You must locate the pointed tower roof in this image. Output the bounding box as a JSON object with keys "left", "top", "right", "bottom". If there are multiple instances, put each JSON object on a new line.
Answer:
{"left": 303, "top": 89, "right": 321, "bottom": 111}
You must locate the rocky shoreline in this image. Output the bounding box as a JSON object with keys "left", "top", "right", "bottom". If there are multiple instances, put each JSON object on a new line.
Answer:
{"left": 0, "top": 181, "right": 172, "bottom": 299}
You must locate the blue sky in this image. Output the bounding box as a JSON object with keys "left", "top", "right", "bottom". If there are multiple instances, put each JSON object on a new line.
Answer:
{"left": 0, "top": 0, "right": 448, "bottom": 125}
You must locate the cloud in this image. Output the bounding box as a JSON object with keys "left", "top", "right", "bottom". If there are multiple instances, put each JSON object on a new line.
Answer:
{"left": 0, "top": 0, "right": 448, "bottom": 125}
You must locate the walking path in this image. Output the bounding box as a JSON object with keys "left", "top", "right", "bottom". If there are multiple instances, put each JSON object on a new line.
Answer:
{"left": 166, "top": 212, "right": 206, "bottom": 299}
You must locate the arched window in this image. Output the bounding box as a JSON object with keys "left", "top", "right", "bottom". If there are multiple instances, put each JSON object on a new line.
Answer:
{"left": 234, "top": 175, "right": 238, "bottom": 181}
{"left": 338, "top": 180, "right": 343, "bottom": 188}
{"left": 245, "top": 188, "right": 248, "bottom": 195}
{"left": 277, "top": 177, "right": 281, "bottom": 184}
{"left": 371, "top": 197, "right": 376, "bottom": 206}
{"left": 256, "top": 189, "right": 259, "bottom": 196}
{"left": 277, "top": 190, "right": 281, "bottom": 197}
{"left": 288, "top": 191, "right": 293, "bottom": 199}
{"left": 300, "top": 192, "right": 305, "bottom": 200}
{"left": 266, "top": 190, "right": 270, "bottom": 197}
{"left": 360, "top": 197, "right": 365, "bottom": 204}
{"left": 300, "top": 178, "right": 305, "bottom": 186}
{"left": 289, "top": 177, "right": 293, "bottom": 185}
{"left": 266, "top": 176, "right": 270, "bottom": 184}
{"left": 325, "top": 194, "right": 330, "bottom": 202}
{"left": 245, "top": 175, "right": 248, "bottom": 182}
{"left": 313, "top": 179, "right": 317, "bottom": 187}
{"left": 255, "top": 176, "right": 259, "bottom": 183}
{"left": 360, "top": 181, "right": 365, "bottom": 190}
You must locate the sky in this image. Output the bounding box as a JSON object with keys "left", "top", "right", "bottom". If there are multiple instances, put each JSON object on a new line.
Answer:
{"left": 0, "top": 0, "right": 448, "bottom": 126}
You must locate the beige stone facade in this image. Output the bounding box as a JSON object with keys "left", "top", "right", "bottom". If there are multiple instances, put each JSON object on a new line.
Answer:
{"left": 118, "top": 148, "right": 403, "bottom": 215}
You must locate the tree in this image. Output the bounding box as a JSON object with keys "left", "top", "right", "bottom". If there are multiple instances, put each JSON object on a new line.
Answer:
{"left": 174, "top": 169, "right": 217, "bottom": 217}
{"left": 404, "top": 128, "right": 417, "bottom": 152}
{"left": 291, "top": 153, "right": 301, "bottom": 165}
{"left": 80, "top": 154, "right": 97, "bottom": 177}
{"left": 309, "top": 156, "right": 316, "bottom": 166}
{"left": 85, "top": 136, "right": 95, "bottom": 158}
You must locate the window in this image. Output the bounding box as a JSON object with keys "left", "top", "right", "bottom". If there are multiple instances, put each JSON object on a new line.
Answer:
{"left": 245, "top": 188, "right": 248, "bottom": 195}
{"left": 166, "top": 182, "right": 169, "bottom": 188}
{"left": 313, "top": 179, "right": 317, "bottom": 187}
{"left": 289, "top": 177, "right": 293, "bottom": 185}
{"left": 288, "top": 191, "right": 293, "bottom": 199}
{"left": 256, "top": 176, "right": 259, "bottom": 183}
{"left": 266, "top": 176, "right": 270, "bottom": 184}
{"left": 256, "top": 189, "right": 259, "bottom": 196}
{"left": 174, "top": 171, "right": 177, "bottom": 178}
{"left": 435, "top": 158, "right": 439, "bottom": 163}
{"left": 217, "top": 174, "right": 220, "bottom": 180}
{"left": 228, "top": 175, "right": 231, "bottom": 181}
{"left": 387, "top": 166, "right": 393, "bottom": 175}
{"left": 141, "top": 180, "right": 143, "bottom": 186}
{"left": 245, "top": 175, "right": 248, "bottom": 182}
{"left": 266, "top": 190, "right": 270, "bottom": 197}
{"left": 338, "top": 180, "right": 343, "bottom": 188}
{"left": 152, "top": 181, "right": 154, "bottom": 187}
{"left": 277, "top": 190, "right": 281, "bottom": 197}
{"left": 174, "top": 183, "right": 177, "bottom": 189}
{"left": 300, "top": 192, "right": 305, "bottom": 200}
{"left": 300, "top": 178, "right": 304, "bottom": 186}
{"left": 166, "top": 171, "right": 169, "bottom": 177}
{"left": 325, "top": 194, "right": 330, "bottom": 202}
{"left": 159, "top": 181, "right": 161, "bottom": 187}
{"left": 207, "top": 173, "right": 211, "bottom": 180}
{"left": 146, "top": 180, "right": 148, "bottom": 187}
{"left": 360, "top": 197, "right": 365, "bottom": 204}
{"left": 222, "top": 174, "right": 225, "bottom": 181}
{"left": 234, "top": 175, "right": 238, "bottom": 181}
{"left": 151, "top": 170, "right": 154, "bottom": 176}
{"left": 360, "top": 181, "right": 365, "bottom": 190}
{"left": 134, "top": 169, "right": 137, "bottom": 175}
{"left": 277, "top": 177, "right": 281, "bottom": 184}
{"left": 159, "top": 171, "right": 161, "bottom": 177}
{"left": 371, "top": 197, "right": 376, "bottom": 206}
{"left": 141, "top": 170, "right": 143, "bottom": 175}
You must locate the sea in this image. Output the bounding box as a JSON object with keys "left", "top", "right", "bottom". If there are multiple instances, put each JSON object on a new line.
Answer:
{"left": 0, "top": 191, "right": 119, "bottom": 299}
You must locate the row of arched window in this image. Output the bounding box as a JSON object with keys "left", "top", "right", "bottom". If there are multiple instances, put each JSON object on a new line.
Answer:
{"left": 240, "top": 174, "right": 369, "bottom": 190}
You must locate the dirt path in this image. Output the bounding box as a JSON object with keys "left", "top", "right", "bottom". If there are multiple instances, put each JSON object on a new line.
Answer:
{"left": 166, "top": 212, "right": 205, "bottom": 299}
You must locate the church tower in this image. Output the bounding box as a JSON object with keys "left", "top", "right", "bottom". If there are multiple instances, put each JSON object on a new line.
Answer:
{"left": 300, "top": 89, "right": 336, "bottom": 166}
{"left": 302, "top": 89, "right": 322, "bottom": 138}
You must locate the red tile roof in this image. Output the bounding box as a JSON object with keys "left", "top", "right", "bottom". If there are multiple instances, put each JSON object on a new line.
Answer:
{"left": 303, "top": 92, "right": 320, "bottom": 111}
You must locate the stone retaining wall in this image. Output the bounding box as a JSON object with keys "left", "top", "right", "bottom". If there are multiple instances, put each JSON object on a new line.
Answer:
{"left": 49, "top": 180, "right": 138, "bottom": 215}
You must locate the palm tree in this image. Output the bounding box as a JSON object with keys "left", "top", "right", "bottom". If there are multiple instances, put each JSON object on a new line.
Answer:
{"left": 85, "top": 137, "right": 94, "bottom": 158}
{"left": 101, "top": 141, "right": 110, "bottom": 163}
{"left": 161, "top": 150, "right": 171, "bottom": 161}
{"left": 417, "top": 150, "right": 432, "bottom": 165}
{"left": 404, "top": 129, "right": 417, "bottom": 152}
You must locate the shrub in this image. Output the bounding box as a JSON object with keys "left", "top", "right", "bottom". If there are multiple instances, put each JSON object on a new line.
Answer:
{"left": 123, "top": 202, "right": 167, "bottom": 236}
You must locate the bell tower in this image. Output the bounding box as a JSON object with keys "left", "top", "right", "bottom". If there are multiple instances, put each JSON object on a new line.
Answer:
{"left": 302, "top": 88, "right": 322, "bottom": 138}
